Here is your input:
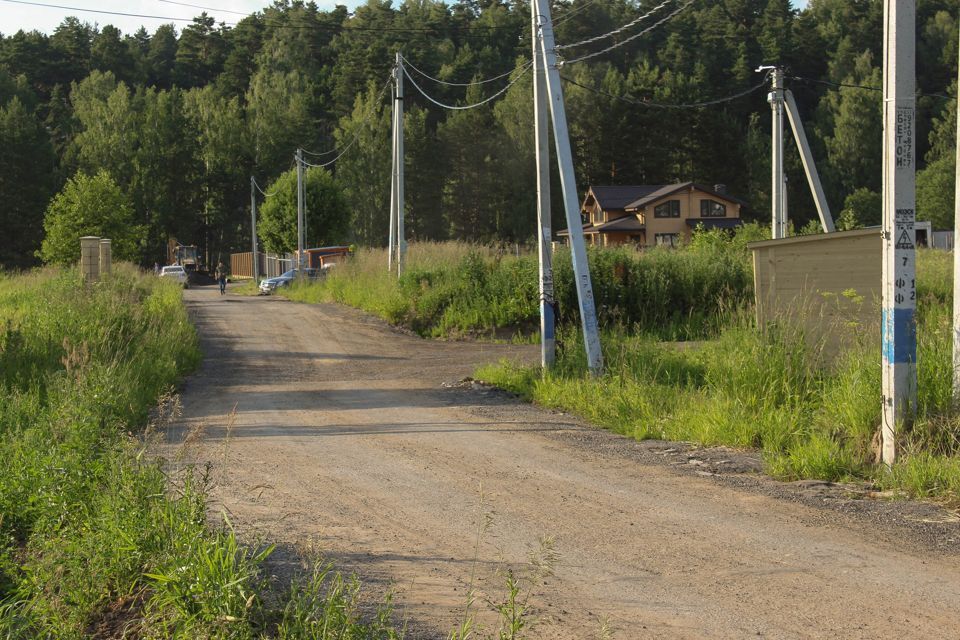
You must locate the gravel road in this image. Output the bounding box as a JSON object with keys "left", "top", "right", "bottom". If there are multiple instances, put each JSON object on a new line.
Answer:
{"left": 167, "top": 285, "right": 960, "bottom": 639}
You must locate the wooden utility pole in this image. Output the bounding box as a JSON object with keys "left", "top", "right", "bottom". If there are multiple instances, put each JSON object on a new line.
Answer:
{"left": 880, "top": 0, "right": 917, "bottom": 465}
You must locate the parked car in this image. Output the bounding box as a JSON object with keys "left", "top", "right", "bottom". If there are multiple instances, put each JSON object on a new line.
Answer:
{"left": 159, "top": 265, "right": 189, "bottom": 288}
{"left": 258, "top": 268, "right": 320, "bottom": 294}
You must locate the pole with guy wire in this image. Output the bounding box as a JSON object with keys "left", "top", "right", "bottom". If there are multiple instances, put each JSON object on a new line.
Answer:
{"left": 532, "top": 0, "right": 555, "bottom": 369}
{"left": 534, "top": 0, "right": 603, "bottom": 375}
{"left": 250, "top": 176, "right": 259, "bottom": 283}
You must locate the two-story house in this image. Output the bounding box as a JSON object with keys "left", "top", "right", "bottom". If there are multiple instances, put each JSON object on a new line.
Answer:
{"left": 560, "top": 182, "right": 744, "bottom": 248}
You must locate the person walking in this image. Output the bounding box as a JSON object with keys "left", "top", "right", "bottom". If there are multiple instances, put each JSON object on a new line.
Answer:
{"left": 216, "top": 262, "right": 227, "bottom": 295}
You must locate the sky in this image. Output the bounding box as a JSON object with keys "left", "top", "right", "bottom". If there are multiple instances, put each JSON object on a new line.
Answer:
{"left": 0, "top": 0, "right": 809, "bottom": 36}
{"left": 0, "top": 0, "right": 361, "bottom": 35}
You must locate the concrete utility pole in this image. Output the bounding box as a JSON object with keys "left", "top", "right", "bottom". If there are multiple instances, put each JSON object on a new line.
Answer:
{"left": 389, "top": 81, "right": 397, "bottom": 273}
{"left": 532, "top": 0, "right": 555, "bottom": 369}
{"left": 881, "top": 0, "right": 917, "bottom": 465}
{"left": 768, "top": 67, "right": 787, "bottom": 239}
{"left": 296, "top": 148, "right": 306, "bottom": 271}
{"left": 250, "top": 176, "right": 260, "bottom": 283}
{"left": 783, "top": 90, "right": 835, "bottom": 232}
{"left": 534, "top": 0, "right": 603, "bottom": 375}
{"left": 395, "top": 51, "right": 406, "bottom": 277}
{"left": 952, "top": 17, "right": 960, "bottom": 402}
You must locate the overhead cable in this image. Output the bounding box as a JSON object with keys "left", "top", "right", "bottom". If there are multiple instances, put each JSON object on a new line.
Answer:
{"left": 0, "top": 0, "right": 197, "bottom": 22}
{"left": 299, "top": 75, "right": 393, "bottom": 168}
{"left": 156, "top": 0, "right": 246, "bottom": 16}
{"left": 552, "top": 0, "right": 602, "bottom": 28}
{"left": 560, "top": 73, "right": 768, "bottom": 109}
{"left": 1, "top": 0, "right": 521, "bottom": 36}
{"left": 300, "top": 74, "right": 392, "bottom": 160}
{"left": 401, "top": 53, "right": 528, "bottom": 87}
{"left": 789, "top": 75, "right": 951, "bottom": 100}
{"left": 555, "top": 0, "right": 675, "bottom": 50}
{"left": 401, "top": 61, "right": 531, "bottom": 111}
{"left": 253, "top": 178, "right": 280, "bottom": 197}
{"left": 559, "top": 0, "right": 696, "bottom": 66}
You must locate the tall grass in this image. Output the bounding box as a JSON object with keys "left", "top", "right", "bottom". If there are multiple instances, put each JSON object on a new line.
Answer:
{"left": 480, "top": 248, "right": 960, "bottom": 506}
{"left": 0, "top": 266, "right": 400, "bottom": 638}
{"left": 278, "top": 236, "right": 753, "bottom": 340}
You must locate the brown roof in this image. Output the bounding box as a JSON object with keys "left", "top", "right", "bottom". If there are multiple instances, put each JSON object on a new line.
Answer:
{"left": 587, "top": 185, "right": 666, "bottom": 211}
{"left": 624, "top": 182, "right": 746, "bottom": 210}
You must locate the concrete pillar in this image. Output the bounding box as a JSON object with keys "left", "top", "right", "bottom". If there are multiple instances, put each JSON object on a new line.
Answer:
{"left": 80, "top": 236, "right": 100, "bottom": 283}
{"left": 99, "top": 238, "right": 112, "bottom": 276}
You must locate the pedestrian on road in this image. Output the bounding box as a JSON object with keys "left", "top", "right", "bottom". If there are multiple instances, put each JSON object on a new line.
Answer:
{"left": 216, "top": 262, "right": 227, "bottom": 295}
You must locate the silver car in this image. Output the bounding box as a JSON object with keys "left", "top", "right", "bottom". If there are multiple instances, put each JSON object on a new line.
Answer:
{"left": 159, "top": 265, "right": 189, "bottom": 288}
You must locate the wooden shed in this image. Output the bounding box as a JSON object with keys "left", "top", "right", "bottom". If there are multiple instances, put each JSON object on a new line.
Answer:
{"left": 749, "top": 229, "right": 881, "bottom": 333}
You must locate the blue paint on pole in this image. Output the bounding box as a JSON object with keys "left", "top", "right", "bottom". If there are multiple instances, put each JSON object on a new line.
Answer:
{"left": 882, "top": 307, "right": 917, "bottom": 364}
{"left": 543, "top": 303, "right": 555, "bottom": 340}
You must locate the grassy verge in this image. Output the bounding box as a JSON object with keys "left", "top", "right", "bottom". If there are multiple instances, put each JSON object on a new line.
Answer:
{"left": 261, "top": 233, "right": 758, "bottom": 341}
{"left": 479, "top": 249, "right": 960, "bottom": 506}
{"left": 0, "top": 265, "right": 400, "bottom": 638}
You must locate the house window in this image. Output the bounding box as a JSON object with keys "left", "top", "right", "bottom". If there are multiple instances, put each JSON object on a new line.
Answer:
{"left": 655, "top": 233, "right": 679, "bottom": 248}
{"left": 654, "top": 200, "right": 681, "bottom": 218}
{"left": 700, "top": 199, "right": 726, "bottom": 217}
{"left": 593, "top": 209, "right": 605, "bottom": 224}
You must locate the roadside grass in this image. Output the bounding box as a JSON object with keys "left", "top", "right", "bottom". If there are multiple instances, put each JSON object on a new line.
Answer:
{"left": 271, "top": 234, "right": 755, "bottom": 341}
{"left": 0, "top": 266, "right": 402, "bottom": 638}
{"left": 479, "top": 248, "right": 960, "bottom": 506}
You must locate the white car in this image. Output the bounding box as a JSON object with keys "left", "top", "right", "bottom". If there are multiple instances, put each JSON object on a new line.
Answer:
{"left": 159, "top": 265, "right": 189, "bottom": 288}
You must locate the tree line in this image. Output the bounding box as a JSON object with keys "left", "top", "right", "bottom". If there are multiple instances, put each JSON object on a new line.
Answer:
{"left": 0, "top": 0, "right": 957, "bottom": 269}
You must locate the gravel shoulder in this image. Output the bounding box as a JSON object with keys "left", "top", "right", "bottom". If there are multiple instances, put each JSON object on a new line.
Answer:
{"left": 165, "top": 285, "right": 960, "bottom": 639}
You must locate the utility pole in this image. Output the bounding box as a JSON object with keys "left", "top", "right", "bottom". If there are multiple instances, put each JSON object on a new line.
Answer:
{"left": 389, "top": 81, "right": 397, "bottom": 272}
{"left": 881, "top": 0, "right": 917, "bottom": 465}
{"left": 783, "top": 90, "right": 835, "bottom": 232}
{"left": 534, "top": 0, "right": 603, "bottom": 375}
{"left": 395, "top": 51, "right": 406, "bottom": 276}
{"left": 767, "top": 67, "right": 787, "bottom": 239}
{"left": 296, "top": 148, "right": 306, "bottom": 271}
{"left": 952, "top": 17, "right": 960, "bottom": 402}
{"left": 250, "top": 176, "right": 259, "bottom": 283}
{"left": 532, "top": 0, "right": 555, "bottom": 369}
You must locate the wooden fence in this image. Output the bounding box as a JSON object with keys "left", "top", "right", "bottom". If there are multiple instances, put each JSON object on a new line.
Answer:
{"left": 230, "top": 252, "right": 292, "bottom": 279}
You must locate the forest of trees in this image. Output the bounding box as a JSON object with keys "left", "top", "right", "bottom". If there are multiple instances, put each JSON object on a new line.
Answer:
{"left": 0, "top": 0, "right": 957, "bottom": 269}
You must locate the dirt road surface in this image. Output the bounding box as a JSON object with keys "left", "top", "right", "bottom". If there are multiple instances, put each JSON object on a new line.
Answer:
{"left": 167, "top": 285, "right": 960, "bottom": 639}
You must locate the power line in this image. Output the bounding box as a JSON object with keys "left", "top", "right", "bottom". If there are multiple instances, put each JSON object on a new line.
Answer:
{"left": 0, "top": 0, "right": 523, "bottom": 36}
{"left": 400, "top": 53, "right": 528, "bottom": 87}
{"left": 156, "top": 0, "right": 247, "bottom": 16}
{"left": 253, "top": 178, "right": 279, "bottom": 197}
{"left": 555, "top": 0, "right": 675, "bottom": 50}
{"left": 558, "top": 0, "right": 696, "bottom": 66}
{"left": 560, "top": 73, "right": 768, "bottom": 108}
{"left": 300, "top": 74, "right": 393, "bottom": 168}
{"left": 552, "top": 0, "right": 602, "bottom": 28}
{"left": 789, "top": 75, "right": 951, "bottom": 100}
{"left": 0, "top": 0, "right": 198, "bottom": 23}
{"left": 401, "top": 60, "right": 531, "bottom": 111}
